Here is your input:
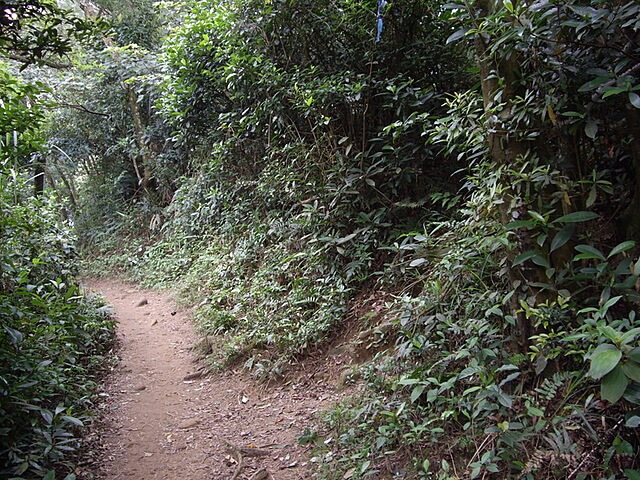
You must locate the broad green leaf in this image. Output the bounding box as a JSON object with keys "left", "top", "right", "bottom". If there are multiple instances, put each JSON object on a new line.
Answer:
{"left": 505, "top": 220, "right": 536, "bottom": 230}
{"left": 633, "top": 258, "right": 640, "bottom": 276}
{"left": 630, "top": 92, "right": 640, "bottom": 109}
{"left": 629, "top": 347, "right": 640, "bottom": 363}
{"left": 578, "top": 75, "right": 611, "bottom": 92}
{"left": 3, "top": 325, "right": 23, "bottom": 346}
{"left": 613, "top": 435, "right": 635, "bottom": 455}
{"left": 574, "top": 244, "right": 605, "bottom": 261}
{"left": 499, "top": 371, "right": 520, "bottom": 387}
{"left": 513, "top": 250, "right": 539, "bottom": 267}
{"left": 561, "top": 111, "right": 585, "bottom": 118}
{"left": 623, "top": 384, "right": 640, "bottom": 404}
{"left": 588, "top": 344, "right": 622, "bottom": 379}
{"left": 528, "top": 210, "right": 546, "bottom": 223}
{"left": 601, "top": 295, "right": 622, "bottom": 313}
{"left": 574, "top": 253, "right": 603, "bottom": 261}
{"left": 463, "top": 386, "right": 482, "bottom": 396}
{"left": 608, "top": 240, "right": 635, "bottom": 258}
{"left": 622, "top": 361, "right": 640, "bottom": 382}
{"left": 531, "top": 254, "right": 550, "bottom": 268}
{"left": 41, "top": 409, "right": 53, "bottom": 425}
{"left": 620, "top": 328, "right": 640, "bottom": 345}
{"left": 625, "top": 469, "right": 640, "bottom": 480}
{"left": 397, "top": 377, "right": 419, "bottom": 386}
{"left": 602, "top": 86, "right": 627, "bottom": 98}
{"left": 471, "top": 466, "right": 482, "bottom": 479}
{"left": 625, "top": 416, "right": 640, "bottom": 428}
{"left": 550, "top": 225, "right": 574, "bottom": 253}
{"left": 37, "top": 359, "right": 53, "bottom": 370}
{"left": 585, "top": 119, "right": 598, "bottom": 139}
{"left": 411, "top": 384, "right": 425, "bottom": 403}
{"left": 427, "top": 388, "right": 438, "bottom": 402}
{"left": 62, "top": 415, "right": 84, "bottom": 427}
{"left": 446, "top": 28, "right": 469, "bottom": 44}
{"left": 536, "top": 232, "right": 548, "bottom": 247}
{"left": 527, "top": 405, "right": 545, "bottom": 416}
{"left": 496, "top": 390, "right": 513, "bottom": 408}
{"left": 44, "top": 471, "right": 55, "bottom": 480}
{"left": 554, "top": 211, "right": 599, "bottom": 224}
{"left": 409, "top": 258, "right": 427, "bottom": 267}
{"left": 586, "top": 185, "right": 597, "bottom": 208}
{"left": 335, "top": 233, "right": 357, "bottom": 244}
{"left": 601, "top": 365, "right": 628, "bottom": 403}
{"left": 459, "top": 366, "right": 480, "bottom": 378}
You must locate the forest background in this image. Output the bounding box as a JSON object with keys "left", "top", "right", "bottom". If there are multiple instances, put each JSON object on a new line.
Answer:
{"left": 1, "top": 0, "right": 639, "bottom": 478}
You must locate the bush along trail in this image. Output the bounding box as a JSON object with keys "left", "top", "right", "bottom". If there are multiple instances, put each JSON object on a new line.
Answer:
{"left": 0, "top": 174, "right": 117, "bottom": 479}
{"left": 3, "top": 0, "right": 640, "bottom": 477}
{"left": 85, "top": 279, "right": 352, "bottom": 480}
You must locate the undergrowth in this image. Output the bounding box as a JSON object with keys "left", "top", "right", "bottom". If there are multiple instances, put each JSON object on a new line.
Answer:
{"left": 309, "top": 159, "right": 640, "bottom": 479}
{"left": 1, "top": 168, "right": 117, "bottom": 479}
{"left": 68, "top": 1, "right": 640, "bottom": 477}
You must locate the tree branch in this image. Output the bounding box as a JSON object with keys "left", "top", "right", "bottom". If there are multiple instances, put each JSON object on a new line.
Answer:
{"left": 56, "top": 102, "right": 110, "bottom": 117}
{"left": 5, "top": 53, "right": 72, "bottom": 69}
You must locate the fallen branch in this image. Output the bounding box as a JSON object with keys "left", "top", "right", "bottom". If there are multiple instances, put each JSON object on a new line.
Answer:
{"left": 222, "top": 439, "right": 270, "bottom": 480}
{"left": 248, "top": 468, "right": 271, "bottom": 480}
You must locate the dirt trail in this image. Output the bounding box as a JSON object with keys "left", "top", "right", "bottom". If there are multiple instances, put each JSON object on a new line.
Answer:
{"left": 85, "top": 279, "right": 351, "bottom": 480}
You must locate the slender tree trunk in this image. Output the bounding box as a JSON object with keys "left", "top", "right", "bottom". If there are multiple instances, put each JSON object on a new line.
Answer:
{"left": 50, "top": 162, "right": 79, "bottom": 213}
{"left": 126, "top": 85, "right": 152, "bottom": 196}
{"left": 621, "top": 104, "right": 640, "bottom": 239}
{"left": 33, "top": 155, "right": 45, "bottom": 196}
{"left": 474, "top": 0, "right": 535, "bottom": 351}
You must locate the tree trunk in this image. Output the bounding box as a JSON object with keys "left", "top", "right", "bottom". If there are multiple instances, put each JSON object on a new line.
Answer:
{"left": 33, "top": 155, "right": 45, "bottom": 196}
{"left": 126, "top": 85, "right": 153, "bottom": 197}
{"left": 621, "top": 104, "right": 640, "bottom": 239}
{"left": 50, "top": 161, "right": 79, "bottom": 213}
{"left": 474, "top": 0, "right": 535, "bottom": 351}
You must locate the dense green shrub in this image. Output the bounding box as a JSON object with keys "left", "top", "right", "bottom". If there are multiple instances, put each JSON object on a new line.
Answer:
{"left": 37, "top": 0, "right": 640, "bottom": 477}
{"left": 311, "top": 156, "right": 640, "bottom": 480}
{"left": 0, "top": 166, "right": 116, "bottom": 479}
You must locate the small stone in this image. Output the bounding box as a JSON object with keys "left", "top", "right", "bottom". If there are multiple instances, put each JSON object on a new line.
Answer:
{"left": 133, "top": 384, "right": 146, "bottom": 391}
{"left": 177, "top": 418, "right": 201, "bottom": 429}
{"left": 183, "top": 371, "right": 203, "bottom": 381}
{"left": 136, "top": 299, "right": 148, "bottom": 307}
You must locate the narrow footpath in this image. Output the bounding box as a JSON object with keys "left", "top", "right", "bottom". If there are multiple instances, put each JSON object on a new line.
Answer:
{"left": 85, "top": 279, "right": 350, "bottom": 480}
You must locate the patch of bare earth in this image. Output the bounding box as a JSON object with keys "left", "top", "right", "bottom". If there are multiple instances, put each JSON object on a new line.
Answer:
{"left": 81, "top": 279, "right": 357, "bottom": 480}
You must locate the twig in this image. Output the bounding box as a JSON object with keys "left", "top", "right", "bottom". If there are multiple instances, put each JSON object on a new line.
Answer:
{"left": 222, "top": 439, "right": 270, "bottom": 480}
{"left": 56, "top": 102, "right": 110, "bottom": 117}
{"left": 6, "top": 53, "right": 72, "bottom": 69}
{"left": 248, "top": 469, "right": 271, "bottom": 480}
